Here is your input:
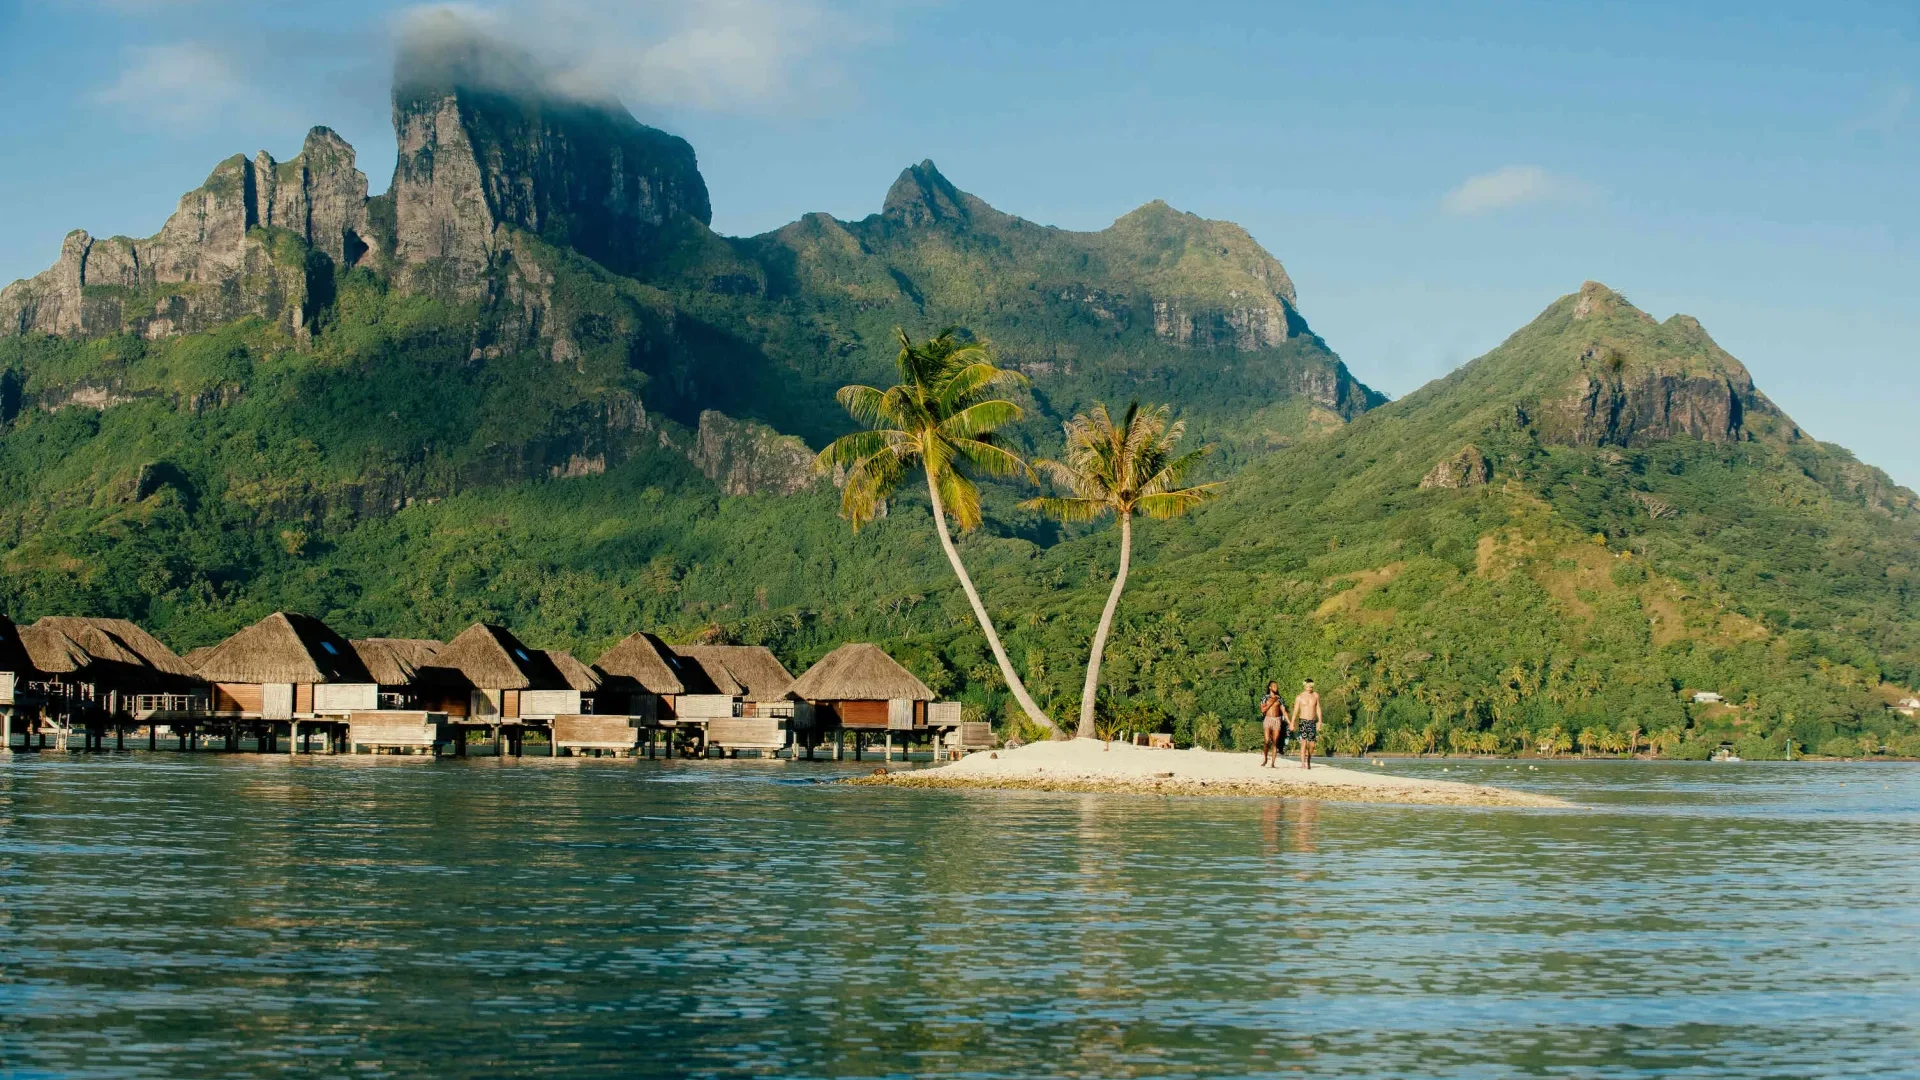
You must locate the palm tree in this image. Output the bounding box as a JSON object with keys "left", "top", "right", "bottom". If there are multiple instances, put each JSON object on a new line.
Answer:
{"left": 815, "top": 328, "right": 1054, "bottom": 732}
{"left": 1019, "top": 402, "right": 1222, "bottom": 738}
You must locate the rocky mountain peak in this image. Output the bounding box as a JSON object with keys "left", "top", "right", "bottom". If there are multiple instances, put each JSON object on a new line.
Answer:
{"left": 0, "top": 132, "right": 365, "bottom": 341}
{"left": 1570, "top": 280, "right": 1643, "bottom": 322}
{"left": 387, "top": 32, "right": 712, "bottom": 290}
{"left": 1461, "top": 283, "right": 1789, "bottom": 449}
{"left": 882, "top": 160, "right": 972, "bottom": 227}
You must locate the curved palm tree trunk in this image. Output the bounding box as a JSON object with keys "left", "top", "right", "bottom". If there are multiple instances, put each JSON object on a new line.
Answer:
{"left": 923, "top": 471, "right": 1055, "bottom": 733}
{"left": 1078, "top": 511, "right": 1131, "bottom": 740}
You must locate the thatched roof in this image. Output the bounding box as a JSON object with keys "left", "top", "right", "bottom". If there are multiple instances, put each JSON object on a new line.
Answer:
{"left": 593, "top": 632, "right": 689, "bottom": 695}
{"left": 194, "top": 613, "right": 373, "bottom": 684}
{"left": 30, "top": 616, "right": 194, "bottom": 676}
{"left": 421, "top": 623, "right": 567, "bottom": 691}
{"left": 668, "top": 648, "right": 744, "bottom": 697}
{"left": 787, "top": 643, "right": 934, "bottom": 702}
{"left": 545, "top": 650, "right": 602, "bottom": 692}
{"left": 19, "top": 623, "right": 92, "bottom": 674}
{"left": 183, "top": 646, "right": 216, "bottom": 668}
{"left": 674, "top": 645, "right": 793, "bottom": 702}
{"left": 351, "top": 638, "right": 443, "bottom": 687}
{"left": 0, "top": 616, "right": 38, "bottom": 675}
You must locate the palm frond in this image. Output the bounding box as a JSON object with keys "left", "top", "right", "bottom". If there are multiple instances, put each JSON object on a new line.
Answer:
{"left": 1139, "top": 446, "right": 1214, "bottom": 496}
{"left": 834, "top": 384, "right": 891, "bottom": 427}
{"left": 1016, "top": 495, "right": 1111, "bottom": 523}
{"left": 940, "top": 399, "right": 1024, "bottom": 439}
{"left": 948, "top": 436, "right": 1032, "bottom": 480}
{"left": 1032, "top": 458, "right": 1112, "bottom": 501}
{"left": 936, "top": 362, "right": 1028, "bottom": 411}
{"left": 814, "top": 428, "right": 909, "bottom": 471}
{"left": 935, "top": 465, "right": 985, "bottom": 531}
{"left": 839, "top": 450, "right": 909, "bottom": 527}
{"left": 1136, "top": 482, "right": 1224, "bottom": 521}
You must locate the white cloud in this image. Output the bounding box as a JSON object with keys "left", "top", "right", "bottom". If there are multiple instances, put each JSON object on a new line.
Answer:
{"left": 89, "top": 41, "right": 249, "bottom": 126}
{"left": 398, "top": 0, "right": 885, "bottom": 113}
{"left": 1441, "top": 165, "right": 1573, "bottom": 216}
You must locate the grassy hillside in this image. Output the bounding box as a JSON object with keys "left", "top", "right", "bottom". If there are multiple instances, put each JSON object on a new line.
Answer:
{"left": 3, "top": 65, "right": 1915, "bottom": 765}
{"left": 2, "top": 267, "right": 1915, "bottom": 759}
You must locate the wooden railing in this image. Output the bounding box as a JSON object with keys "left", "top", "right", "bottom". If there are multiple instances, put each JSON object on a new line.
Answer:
{"left": 132, "top": 694, "right": 209, "bottom": 717}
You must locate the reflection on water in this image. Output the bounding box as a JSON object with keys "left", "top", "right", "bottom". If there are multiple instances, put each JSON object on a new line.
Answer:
{"left": 2, "top": 756, "right": 1918, "bottom": 1078}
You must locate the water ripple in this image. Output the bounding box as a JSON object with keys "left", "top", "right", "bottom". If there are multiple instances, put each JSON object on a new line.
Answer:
{"left": 1, "top": 756, "right": 1917, "bottom": 1077}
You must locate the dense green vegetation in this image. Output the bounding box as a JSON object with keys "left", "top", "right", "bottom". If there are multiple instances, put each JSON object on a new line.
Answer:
{"left": 2, "top": 149, "right": 1916, "bottom": 760}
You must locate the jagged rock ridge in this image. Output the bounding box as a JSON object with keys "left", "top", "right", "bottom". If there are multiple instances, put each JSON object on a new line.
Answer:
{"left": 388, "top": 32, "right": 711, "bottom": 292}
{"left": 1541, "top": 284, "right": 1775, "bottom": 447}
{"left": 0, "top": 128, "right": 372, "bottom": 340}
{"left": 2, "top": 30, "right": 1385, "bottom": 499}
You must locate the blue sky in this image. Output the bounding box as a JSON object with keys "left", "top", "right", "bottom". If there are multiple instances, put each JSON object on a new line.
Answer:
{"left": 3, "top": 0, "right": 1915, "bottom": 485}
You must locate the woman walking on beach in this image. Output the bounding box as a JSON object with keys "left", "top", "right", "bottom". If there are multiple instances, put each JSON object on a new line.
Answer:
{"left": 1259, "top": 682, "right": 1290, "bottom": 767}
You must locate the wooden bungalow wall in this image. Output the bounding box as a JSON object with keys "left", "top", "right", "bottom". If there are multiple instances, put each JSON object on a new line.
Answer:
{"left": 213, "top": 684, "right": 265, "bottom": 714}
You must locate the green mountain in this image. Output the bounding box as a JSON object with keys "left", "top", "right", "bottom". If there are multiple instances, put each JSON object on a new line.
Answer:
{"left": 1, "top": 40, "right": 1914, "bottom": 758}
{"left": 1078, "top": 282, "right": 1920, "bottom": 757}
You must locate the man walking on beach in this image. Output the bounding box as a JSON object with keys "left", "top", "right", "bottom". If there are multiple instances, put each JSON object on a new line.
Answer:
{"left": 1293, "top": 679, "right": 1322, "bottom": 770}
{"left": 1259, "top": 682, "right": 1289, "bottom": 767}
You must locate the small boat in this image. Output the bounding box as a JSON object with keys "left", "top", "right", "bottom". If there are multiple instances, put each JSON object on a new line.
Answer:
{"left": 1709, "top": 747, "right": 1742, "bottom": 763}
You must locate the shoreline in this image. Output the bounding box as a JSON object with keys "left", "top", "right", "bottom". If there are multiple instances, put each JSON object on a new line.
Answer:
{"left": 840, "top": 739, "right": 1574, "bottom": 808}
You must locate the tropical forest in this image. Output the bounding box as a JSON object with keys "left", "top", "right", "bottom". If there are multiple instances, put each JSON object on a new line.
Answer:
{"left": 2, "top": 32, "right": 1916, "bottom": 763}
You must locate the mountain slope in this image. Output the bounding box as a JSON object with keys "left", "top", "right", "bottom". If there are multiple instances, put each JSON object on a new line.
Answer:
{"left": 0, "top": 40, "right": 1914, "bottom": 757}
{"left": 0, "top": 37, "right": 1374, "bottom": 644}
{"left": 1076, "top": 282, "right": 1920, "bottom": 756}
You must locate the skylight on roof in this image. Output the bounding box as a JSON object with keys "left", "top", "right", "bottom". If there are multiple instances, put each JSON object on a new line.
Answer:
{"left": 320, "top": 641, "right": 338, "bottom": 655}
{"left": 514, "top": 648, "right": 530, "bottom": 661}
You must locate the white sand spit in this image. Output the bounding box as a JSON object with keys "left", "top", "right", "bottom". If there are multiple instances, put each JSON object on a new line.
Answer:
{"left": 846, "top": 738, "right": 1571, "bottom": 808}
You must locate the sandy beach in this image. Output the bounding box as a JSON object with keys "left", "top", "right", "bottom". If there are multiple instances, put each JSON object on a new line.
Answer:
{"left": 845, "top": 738, "right": 1573, "bottom": 807}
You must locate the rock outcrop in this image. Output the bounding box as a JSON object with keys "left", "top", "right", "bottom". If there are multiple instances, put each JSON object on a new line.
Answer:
{"left": 685, "top": 410, "right": 819, "bottom": 496}
{"left": 0, "top": 130, "right": 375, "bottom": 341}
{"left": 254, "top": 127, "right": 375, "bottom": 267}
{"left": 1536, "top": 283, "right": 1778, "bottom": 448}
{"left": 1420, "top": 445, "right": 1492, "bottom": 489}
{"left": 1108, "top": 201, "right": 1302, "bottom": 351}
{"left": 389, "top": 33, "right": 711, "bottom": 293}
{"left": 4, "top": 38, "right": 711, "bottom": 336}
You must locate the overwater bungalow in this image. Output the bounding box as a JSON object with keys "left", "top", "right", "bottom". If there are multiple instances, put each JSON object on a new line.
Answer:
{"left": 787, "top": 643, "right": 933, "bottom": 728}
{"left": 0, "top": 616, "right": 46, "bottom": 751}
{"left": 19, "top": 616, "right": 203, "bottom": 747}
{"left": 786, "top": 642, "right": 944, "bottom": 760}
{"left": 545, "top": 650, "right": 603, "bottom": 710}
{"left": 350, "top": 638, "right": 445, "bottom": 709}
{"left": 674, "top": 644, "right": 797, "bottom": 755}
{"left": 673, "top": 646, "right": 795, "bottom": 715}
{"left": 192, "top": 612, "right": 378, "bottom": 750}
{"left": 416, "top": 624, "right": 576, "bottom": 753}
{"left": 592, "top": 632, "right": 691, "bottom": 720}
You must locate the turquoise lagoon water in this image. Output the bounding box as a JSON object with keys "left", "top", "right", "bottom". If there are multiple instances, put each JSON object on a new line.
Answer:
{"left": 2, "top": 755, "right": 1917, "bottom": 1078}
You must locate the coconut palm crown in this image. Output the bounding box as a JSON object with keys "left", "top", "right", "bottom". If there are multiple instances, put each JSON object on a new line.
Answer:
{"left": 1021, "top": 401, "right": 1223, "bottom": 738}
{"left": 815, "top": 328, "right": 1055, "bottom": 731}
